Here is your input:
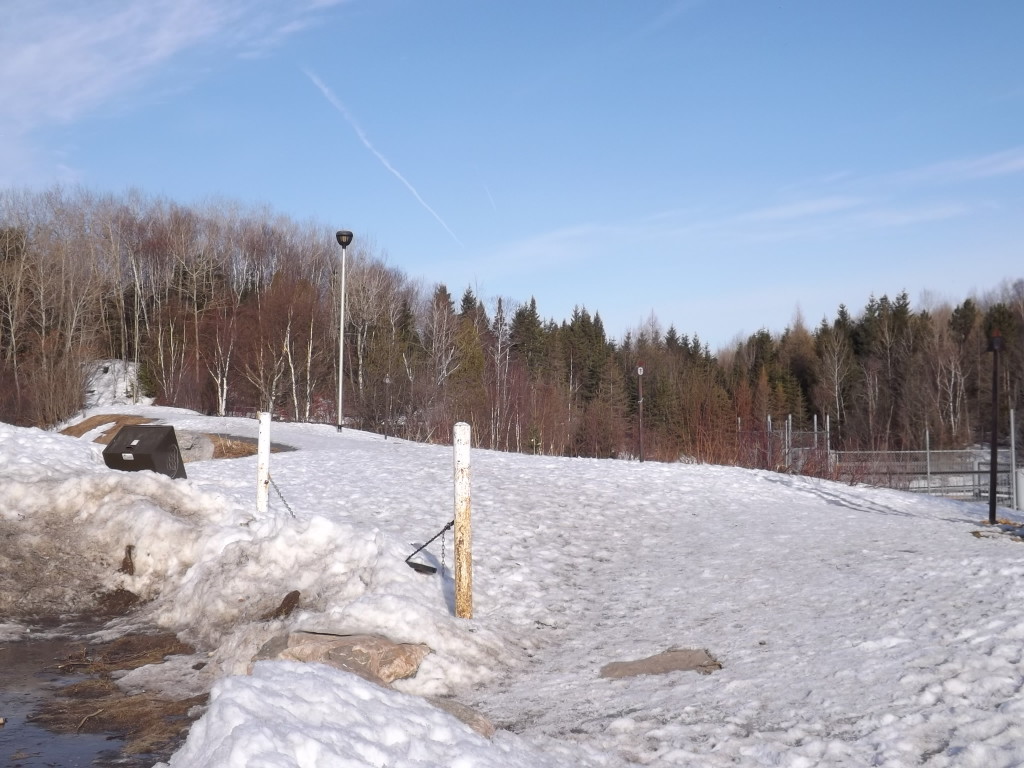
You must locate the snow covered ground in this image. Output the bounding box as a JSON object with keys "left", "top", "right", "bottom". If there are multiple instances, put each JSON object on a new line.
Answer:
{"left": 3, "top": 384, "right": 1024, "bottom": 766}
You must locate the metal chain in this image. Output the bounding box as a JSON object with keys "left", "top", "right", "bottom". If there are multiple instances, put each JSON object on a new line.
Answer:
{"left": 269, "top": 475, "right": 298, "bottom": 519}
{"left": 405, "top": 520, "right": 453, "bottom": 572}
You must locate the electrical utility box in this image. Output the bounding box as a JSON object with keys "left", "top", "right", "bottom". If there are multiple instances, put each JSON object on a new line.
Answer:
{"left": 102, "top": 425, "right": 187, "bottom": 480}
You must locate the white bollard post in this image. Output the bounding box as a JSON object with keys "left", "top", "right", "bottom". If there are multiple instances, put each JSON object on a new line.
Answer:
{"left": 453, "top": 422, "right": 473, "bottom": 619}
{"left": 256, "top": 412, "right": 271, "bottom": 516}
{"left": 1016, "top": 468, "right": 1024, "bottom": 513}
{"left": 926, "top": 427, "right": 931, "bottom": 493}
{"left": 1010, "top": 409, "right": 1017, "bottom": 511}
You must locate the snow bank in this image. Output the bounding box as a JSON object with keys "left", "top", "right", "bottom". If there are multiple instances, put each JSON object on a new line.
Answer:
{"left": 1, "top": 416, "right": 504, "bottom": 702}
{"left": 157, "top": 661, "right": 572, "bottom": 768}
{"left": 0, "top": 422, "right": 220, "bottom": 619}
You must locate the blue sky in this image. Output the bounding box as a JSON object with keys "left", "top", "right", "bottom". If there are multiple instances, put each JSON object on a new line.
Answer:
{"left": 2, "top": 0, "right": 1022, "bottom": 349}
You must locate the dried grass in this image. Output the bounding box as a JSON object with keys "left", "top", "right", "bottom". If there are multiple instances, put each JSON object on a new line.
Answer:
{"left": 209, "top": 434, "right": 260, "bottom": 459}
{"left": 34, "top": 689, "right": 207, "bottom": 755}
{"left": 32, "top": 633, "right": 204, "bottom": 759}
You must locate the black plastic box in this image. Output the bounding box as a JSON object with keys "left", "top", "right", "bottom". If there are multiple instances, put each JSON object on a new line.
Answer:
{"left": 102, "top": 425, "right": 187, "bottom": 479}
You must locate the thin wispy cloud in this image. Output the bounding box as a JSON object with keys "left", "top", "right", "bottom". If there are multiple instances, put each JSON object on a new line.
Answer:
{"left": 594, "top": 189, "right": 972, "bottom": 253}
{"left": 886, "top": 147, "right": 1024, "bottom": 187}
{"left": 851, "top": 202, "right": 971, "bottom": 228}
{"left": 0, "top": 0, "right": 340, "bottom": 183}
{"left": 473, "top": 162, "right": 497, "bottom": 213}
{"left": 729, "top": 197, "right": 972, "bottom": 244}
{"left": 740, "top": 196, "right": 864, "bottom": 223}
{"left": 711, "top": 147, "right": 1020, "bottom": 245}
{"left": 640, "top": 0, "right": 706, "bottom": 37}
{"left": 305, "top": 70, "right": 464, "bottom": 248}
{"left": 481, "top": 181, "right": 498, "bottom": 213}
{"left": 611, "top": 0, "right": 705, "bottom": 68}
{"left": 2, "top": 1, "right": 267, "bottom": 129}
{"left": 2, "top": 1, "right": 204, "bottom": 131}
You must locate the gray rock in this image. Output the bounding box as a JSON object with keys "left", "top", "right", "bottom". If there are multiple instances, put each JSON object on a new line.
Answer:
{"left": 176, "top": 431, "right": 215, "bottom": 462}
{"left": 426, "top": 697, "right": 495, "bottom": 738}
{"left": 599, "top": 648, "right": 721, "bottom": 679}
{"left": 251, "top": 632, "right": 496, "bottom": 738}
{"left": 252, "top": 632, "right": 430, "bottom": 687}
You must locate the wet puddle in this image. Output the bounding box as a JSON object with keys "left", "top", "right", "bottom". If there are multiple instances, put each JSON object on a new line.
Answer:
{"left": 1, "top": 631, "right": 178, "bottom": 767}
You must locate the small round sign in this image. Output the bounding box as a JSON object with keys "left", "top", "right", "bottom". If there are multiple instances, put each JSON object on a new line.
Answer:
{"left": 637, "top": 366, "right": 644, "bottom": 376}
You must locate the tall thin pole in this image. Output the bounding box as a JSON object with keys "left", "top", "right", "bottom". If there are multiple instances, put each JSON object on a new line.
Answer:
{"left": 989, "top": 330, "right": 1003, "bottom": 524}
{"left": 637, "top": 365, "right": 645, "bottom": 463}
{"left": 335, "top": 231, "right": 353, "bottom": 431}
{"left": 337, "top": 244, "right": 346, "bottom": 431}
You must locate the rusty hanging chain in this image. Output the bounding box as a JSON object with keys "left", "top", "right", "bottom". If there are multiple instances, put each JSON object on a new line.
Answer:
{"left": 269, "top": 475, "right": 298, "bottom": 519}
{"left": 405, "top": 519, "right": 454, "bottom": 571}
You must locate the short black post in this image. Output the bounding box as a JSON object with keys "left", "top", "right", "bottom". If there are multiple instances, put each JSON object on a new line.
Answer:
{"left": 989, "top": 330, "right": 1003, "bottom": 525}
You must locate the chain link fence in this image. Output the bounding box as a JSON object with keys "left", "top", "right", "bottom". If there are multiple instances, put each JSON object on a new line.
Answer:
{"left": 828, "top": 448, "right": 1016, "bottom": 504}
{"left": 738, "top": 412, "right": 1022, "bottom": 510}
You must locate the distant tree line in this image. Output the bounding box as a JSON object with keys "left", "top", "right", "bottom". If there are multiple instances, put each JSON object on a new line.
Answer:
{"left": 2, "top": 186, "right": 1021, "bottom": 464}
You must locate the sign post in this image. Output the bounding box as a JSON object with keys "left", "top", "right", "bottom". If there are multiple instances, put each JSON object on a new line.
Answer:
{"left": 989, "top": 331, "right": 1003, "bottom": 524}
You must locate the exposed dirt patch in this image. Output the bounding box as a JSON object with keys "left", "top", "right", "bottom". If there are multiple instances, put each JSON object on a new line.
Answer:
{"left": 96, "top": 587, "right": 143, "bottom": 616}
{"left": 971, "top": 519, "right": 1024, "bottom": 542}
{"left": 29, "top": 633, "right": 205, "bottom": 761}
{"left": 61, "top": 415, "right": 155, "bottom": 441}
{"left": 261, "top": 589, "right": 302, "bottom": 620}
{"left": 971, "top": 529, "right": 1024, "bottom": 542}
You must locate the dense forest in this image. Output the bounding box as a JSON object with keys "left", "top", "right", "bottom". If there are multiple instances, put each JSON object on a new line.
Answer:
{"left": 1, "top": 187, "right": 1021, "bottom": 466}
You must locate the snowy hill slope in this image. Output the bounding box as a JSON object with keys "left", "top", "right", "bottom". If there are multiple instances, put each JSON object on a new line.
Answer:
{"left": 3, "top": 404, "right": 1024, "bottom": 767}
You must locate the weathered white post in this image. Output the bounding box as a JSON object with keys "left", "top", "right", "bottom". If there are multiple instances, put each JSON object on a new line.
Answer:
{"left": 925, "top": 427, "right": 931, "bottom": 493}
{"left": 256, "top": 412, "right": 271, "bottom": 516}
{"left": 453, "top": 422, "right": 473, "bottom": 619}
{"left": 1011, "top": 408, "right": 1018, "bottom": 511}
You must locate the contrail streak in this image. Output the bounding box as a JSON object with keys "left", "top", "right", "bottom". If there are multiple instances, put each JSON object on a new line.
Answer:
{"left": 481, "top": 181, "right": 498, "bottom": 212}
{"left": 305, "top": 70, "right": 463, "bottom": 247}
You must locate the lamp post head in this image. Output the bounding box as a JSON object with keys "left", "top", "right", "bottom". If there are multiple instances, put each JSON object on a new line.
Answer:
{"left": 336, "top": 230, "right": 354, "bottom": 248}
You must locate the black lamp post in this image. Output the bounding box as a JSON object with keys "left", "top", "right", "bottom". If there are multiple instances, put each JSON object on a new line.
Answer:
{"left": 989, "top": 329, "right": 1003, "bottom": 524}
{"left": 335, "top": 230, "right": 353, "bottom": 432}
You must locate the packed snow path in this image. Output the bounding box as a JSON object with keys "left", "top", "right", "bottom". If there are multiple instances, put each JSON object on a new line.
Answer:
{"left": 241, "top": 421, "right": 1024, "bottom": 767}
{"left": 463, "top": 460, "right": 1024, "bottom": 767}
